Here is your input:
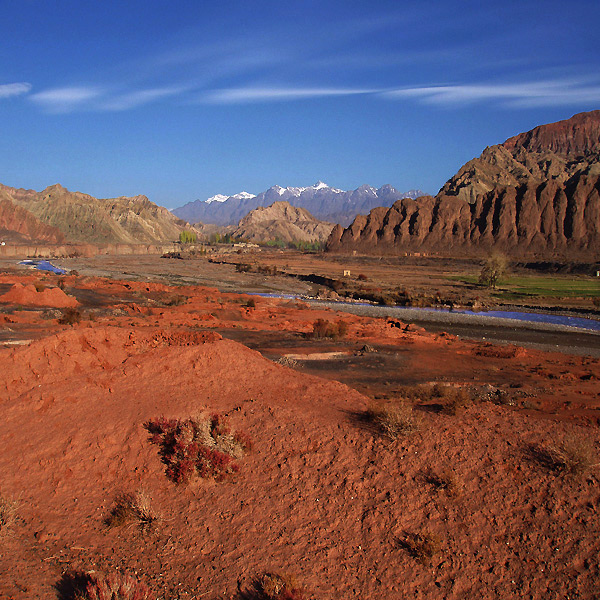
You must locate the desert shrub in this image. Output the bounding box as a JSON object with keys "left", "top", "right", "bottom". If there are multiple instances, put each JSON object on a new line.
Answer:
{"left": 246, "top": 298, "right": 256, "bottom": 309}
{"left": 162, "top": 294, "right": 187, "bottom": 306}
{"left": 105, "top": 491, "right": 160, "bottom": 532}
{"left": 258, "top": 265, "right": 278, "bottom": 276}
{"left": 74, "top": 571, "right": 154, "bottom": 600}
{"left": 365, "top": 402, "right": 421, "bottom": 439}
{"left": 242, "top": 572, "right": 306, "bottom": 600}
{"left": 145, "top": 414, "right": 251, "bottom": 484}
{"left": 309, "top": 318, "right": 348, "bottom": 339}
{"left": 592, "top": 296, "right": 600, "bottom": 308}
{"left": 357, "top": 273, "right": 368, "bottom": 281}
{"left": 58, "top": 307, "right": 82, "bottom": 325}
{"left": 0, "top": 496, "right": 17, "bottom": 534}
{"left": 34, "top": 282, "right": 46, "bottom": 292}
{"left": 424, "top": 469, "right": 462, "bottom": 496}
{"left": 528, "top": 435, "right": 597, "bottom": 477}
{"left": 236, "top": 263, "right": 254, "bottom": 273}
{"left": 397, "top": 532, "right": 439, "bottom": 564}
{"left": 431, "top": 383, "right": 471, "bottom": 415}
{"left": 276, "top": 356, "right": 298, "bottom": 368}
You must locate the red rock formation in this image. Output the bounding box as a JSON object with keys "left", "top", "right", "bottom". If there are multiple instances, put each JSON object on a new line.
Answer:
{"left": 327, "top": 111, "right": 600, "bottom": 258}
{"left": 0, "top": 198, "right": 66, "bottom": 244}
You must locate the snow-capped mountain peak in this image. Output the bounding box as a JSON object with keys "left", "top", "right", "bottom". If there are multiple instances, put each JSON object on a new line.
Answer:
{"left": 231, "top": 191, "right": 256, "bottom": 200}
{"left": 205, "top": 191, "right": 256, "bottom": 204}
{"left": 205, "top": 194, "right": 230, "bottom": 204}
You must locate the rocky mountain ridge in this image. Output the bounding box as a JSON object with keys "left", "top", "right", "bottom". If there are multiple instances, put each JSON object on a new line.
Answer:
{"left": 230, "top": 201, "right": 334, "bottom": 244}
{"left": 0, "top": 183, "right": 190, "bottom": 245}
{"left": 327, "top": 110, "right": 600, "bottom": 258}
{"left": 174, "top": 182, "right": 425, "bottom": 226}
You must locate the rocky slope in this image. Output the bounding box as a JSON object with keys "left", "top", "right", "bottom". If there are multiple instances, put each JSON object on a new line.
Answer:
{"left": 174, "top": 182, "right": 425, "bottom": 226}
{"left": 0, "top": 195, "right": 66, "bottom": 244}
{"left": 230, "top": 201, "right": 334, "bottom": 244}
{"left": 327, "top": 111, "right": 600, "bottom": 258}
{"left": 0, "top": 183, "right": 191, "bottom": 245}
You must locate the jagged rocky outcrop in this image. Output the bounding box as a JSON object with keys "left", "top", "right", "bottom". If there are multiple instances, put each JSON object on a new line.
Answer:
{"left": 327, "top": 110, "right": 600, "bottom": 258}
{"left": 0, "top": 183, "right": 191, "bottom": 245}
{"left": 231, "top": 201, "right": 334, "bottom": 243}
{"left": 174, "top": 182, "right": 425, "bottom": 227}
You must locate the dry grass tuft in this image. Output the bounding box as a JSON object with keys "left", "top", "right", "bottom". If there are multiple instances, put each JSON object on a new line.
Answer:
{"left": 527, "top": 435, "right": 597, "bottom": 477}
{"left": 0, "top": 496, "right": 17, "bottom": 534}
{"left": 365, "top": 402, "right": 421, "bottom": 439}
{"left": 105, "top": 490, "right": 160, "bottom": 532}
{"left": 431, "top": 383, "right": 472, "bottom": 415}
{"left": 74, "top": 571, "right": 154, "bottom": 600}
{"left": 397, "top": 531, "right": 440, "bottom": 564}
{"left": 58, "top": 307, "right": 83, "bottom": 325}
{"left": 242, "top": 572, "right": 306, "bottom": 600}
{"left": 424, "top": 469, "right": 462, "bottom": 496}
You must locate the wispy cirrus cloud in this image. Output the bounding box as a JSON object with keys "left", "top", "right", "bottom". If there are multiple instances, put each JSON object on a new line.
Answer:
{"left": 29, "top": 86, "right": 104, "bottom": 113}
{"left": 383, "top": 79, "right": 600, "bottom": 108}
{"left": 0, "top": 82, "right": 32, "bottom": 98}
{"left": 29, "top": 84, "right": 189, "bottom": 113}
{"left": 202, "top": 86, "right": 377, "bottom": 104}
{"left": 98, "top": 86, "right": 190, "bottom": 111}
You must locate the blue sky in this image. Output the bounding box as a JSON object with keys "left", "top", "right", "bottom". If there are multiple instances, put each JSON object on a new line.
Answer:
{"left": 2, "top": 0, "right": 599, "bottom": 209}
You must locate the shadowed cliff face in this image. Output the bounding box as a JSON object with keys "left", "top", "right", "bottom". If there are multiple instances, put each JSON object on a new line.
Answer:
{"left": 327, "top": 111, "right": 600, "bottom": 258}
{"left": 0, "top": 183, "right": 191, "bottom": 245}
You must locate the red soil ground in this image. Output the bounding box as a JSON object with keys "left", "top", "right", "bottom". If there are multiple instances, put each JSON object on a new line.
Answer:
{"left": 0, "top": 270, "right": 599, "bottom": 599}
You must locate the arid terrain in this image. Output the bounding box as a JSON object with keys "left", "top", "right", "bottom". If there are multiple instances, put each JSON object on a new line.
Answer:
{"left": 1, "top": 253, "right": 599, "bottom": 599}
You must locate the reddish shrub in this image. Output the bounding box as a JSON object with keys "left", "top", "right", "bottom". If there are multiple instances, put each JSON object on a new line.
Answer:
{"left": 76, "top": 571, "right": 154, "bottom": 600}
{"left": 145, "top": 414, "right": 250, "bottom": 484}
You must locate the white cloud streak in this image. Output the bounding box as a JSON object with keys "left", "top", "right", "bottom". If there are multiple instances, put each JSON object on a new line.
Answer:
{"left": 98, "top": 86, "right": 189, "bottom": 111}
{"left": 29, "top": 86, "right": 104, "bottom": 113}
{"left": 0, "top": 82, "right": 32, "bottom": 98}
{"left": 29, "top": 85, "right": 188, "bottom": 113}
{"left": 383, "top": 80, "right": 600, "bottom": 107}
{"left": 203, "top": 86, "right": 377, "bottom": 104}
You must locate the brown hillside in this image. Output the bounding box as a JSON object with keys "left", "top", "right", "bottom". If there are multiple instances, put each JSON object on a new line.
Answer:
{"left": 0, "top": 183, "right": 191, "bottom": 245}
{"left": 231, "top": 200, "right": 335, "bottom": 243}
{"left": 327, "top": 111, "right": 600, "bottom": 257}
{"left": 0, "top": 195, "right": 66, "bottom": 244}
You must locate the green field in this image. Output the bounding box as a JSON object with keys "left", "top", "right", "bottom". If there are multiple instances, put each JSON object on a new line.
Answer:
{"left": 449, "top": 275, "right": 600, "bottom": 298}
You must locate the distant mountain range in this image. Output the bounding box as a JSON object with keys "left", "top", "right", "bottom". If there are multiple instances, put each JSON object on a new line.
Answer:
{"left": 327, "top": 110, "right": 600, "bottom": 258}
{"left": 173, "top": 182, "right": 425, "bottom": 227}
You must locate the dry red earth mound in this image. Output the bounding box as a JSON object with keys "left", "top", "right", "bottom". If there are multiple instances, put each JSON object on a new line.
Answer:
{"left": 0, "top": 270, "right": 599, "bottom": 599}
{"left": 0, "top": 282, "right": 79, "bottom": 307}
